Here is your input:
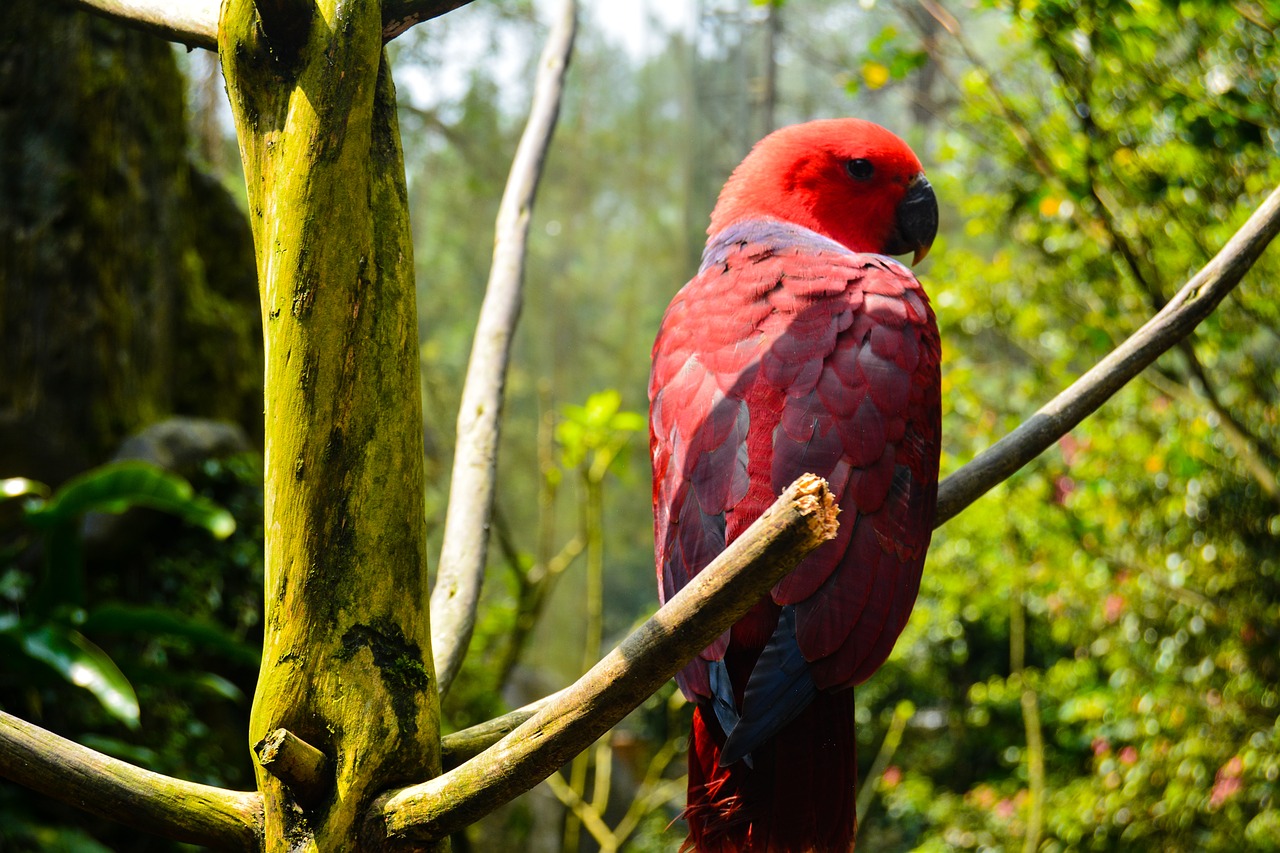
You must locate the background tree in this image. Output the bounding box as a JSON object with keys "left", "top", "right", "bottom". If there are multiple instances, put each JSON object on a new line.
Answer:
{"left": 0, "top": 0, "right": 262, "bottom": 485}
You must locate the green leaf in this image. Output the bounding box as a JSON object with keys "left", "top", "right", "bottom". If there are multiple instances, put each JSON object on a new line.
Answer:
{"left": 20, "top": 623, "right": 140, "bottom": 728}
{"left": 1246, "top": 810, "right": 1280, "bottom": 851}
{"left": 1, "top": 477, "right": 50, "bottom": 502}
{"left": 193, "top": 672, "right": 247, "bottom": 702}
{"left": 25, "top": 460, "right": 235, "bottom": 539}
{"left": 1058, "top": 690, "right": 1110, "bottom": 723}
{"left": 83, "top": 603, "right": 261, "bottom": 667}
{"left": 556, "top": 419, "right": 587, "bottom": 469}
{"left": 583, "top": 389, "right": 622, "bottom": 426}
{"left": 609, "top": 411, "right": 646, "bottom": 433}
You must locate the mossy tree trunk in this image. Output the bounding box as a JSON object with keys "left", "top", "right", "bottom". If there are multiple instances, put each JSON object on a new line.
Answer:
{"left": 0, "top": 0, "right": 261, "bottom": 485}
{"left": 219, "top": 0, "right": 442, "bottom": 849}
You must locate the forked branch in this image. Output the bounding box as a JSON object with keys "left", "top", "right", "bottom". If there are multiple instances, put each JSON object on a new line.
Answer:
{"left": 369, "top": 474, "right": 839, "bottom": 844}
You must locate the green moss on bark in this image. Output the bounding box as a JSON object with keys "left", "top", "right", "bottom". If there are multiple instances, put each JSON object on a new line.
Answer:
{"left": 220, "top": 0, "right": 442, "bottom": 849}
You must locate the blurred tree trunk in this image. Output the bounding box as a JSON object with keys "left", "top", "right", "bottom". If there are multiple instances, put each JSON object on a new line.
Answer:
{"left": 0, "top": 0, "right": 261, "bottom": 485}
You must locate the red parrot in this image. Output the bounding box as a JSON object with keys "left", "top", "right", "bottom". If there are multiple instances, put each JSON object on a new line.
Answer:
{"left": 649, "top": 118, "right": 941, "bottom": 852}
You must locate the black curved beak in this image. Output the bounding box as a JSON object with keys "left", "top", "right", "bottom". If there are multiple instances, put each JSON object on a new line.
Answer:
{"left": 884, "top": 173, "right": 938, "bottom": 265}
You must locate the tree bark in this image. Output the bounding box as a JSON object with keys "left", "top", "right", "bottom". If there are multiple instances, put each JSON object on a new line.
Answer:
{"left": 0, "top": 0, "right": 260, "bottom": 485}
{"left": 219, "top": 0, "right": 441, "bottom": 849}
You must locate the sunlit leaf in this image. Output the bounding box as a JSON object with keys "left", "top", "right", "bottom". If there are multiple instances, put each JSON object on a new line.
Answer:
{"left": 1, "top": 477, "right": 49, "bottom": 502}
{"left": 193, "top": 672, "right": 246, "bottom": 702}
{"left": 25, "top": 461, "right": 235, "bottom": 539}
{"left": 609, "top": 411, "right": 646, "bottom": 433}
{"left": 20, "top": 624, "right": 139, "bottom": 728}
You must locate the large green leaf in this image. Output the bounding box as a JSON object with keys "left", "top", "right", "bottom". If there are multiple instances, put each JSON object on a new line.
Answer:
{"left": 24, "top": 460, "right": 235, "bottom": 539}
{"left": 20, "top": 624, "right": 140, "bottom": 728}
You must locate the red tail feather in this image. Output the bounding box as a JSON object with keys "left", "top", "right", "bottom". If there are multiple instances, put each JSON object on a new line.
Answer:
{"left": 682, "top": 690, "right": 859, "bottom": 853}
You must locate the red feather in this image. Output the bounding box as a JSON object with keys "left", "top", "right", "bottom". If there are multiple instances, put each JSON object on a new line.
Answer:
{"left": 650, "top": 119, "right": 941, "bottom": 852}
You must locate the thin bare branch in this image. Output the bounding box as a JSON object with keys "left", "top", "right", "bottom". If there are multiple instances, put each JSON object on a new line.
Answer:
{"left": 1008, "top": 574, "right": 1046, "bottom": 853}
{"left": 936, "top": 183, "right": 1280, "bottom": 524}
{"left": 368, "top": 474, "right": 839, "bottom": 845}
{"left": 0, "top": 710, "right": 261, "bottom": 850}
{"left": 430, "top": 0, "right": 578, "bottom": 696}
{"left": 609, "top": 735, "right": 683, "bottom": 847}
{"left": 64, "top": 0, "right": 475, "bottom": 50}
{"left": 854, "top": 700, "right": 911, "bottom": 829}
{"left": 441, "top": 690, "right": 565, "bottom": 767}
{"left": 545, "top": 772, "right": 618, "bottom": 850}
{"left": 381, "top": 0, "right": 475, "bottom": 41}
{"left": 66, "top": 0, "right": 219, "bottom": 50}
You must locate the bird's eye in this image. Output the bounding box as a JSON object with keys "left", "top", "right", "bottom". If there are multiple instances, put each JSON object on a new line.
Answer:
{"left": 844, "top": 159, "right": 875, "bottom": 181}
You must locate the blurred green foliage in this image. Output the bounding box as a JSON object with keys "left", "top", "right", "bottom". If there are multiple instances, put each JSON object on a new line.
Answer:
{"left": 1, "top": 462, "right": 238, "bottom": 728}
{"left": 0, "top": 457, "right": 265, "bottom": 850}
{"left": 848, "top": 0, "right": 1280, "bottom": 849}
{"left": 556, "top": 389, "right": 647, "bottom": 478}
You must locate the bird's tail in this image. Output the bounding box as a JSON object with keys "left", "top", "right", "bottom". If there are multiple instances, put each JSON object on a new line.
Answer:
{"left": 681, "top": 688, "right": 859, "bottom": 853}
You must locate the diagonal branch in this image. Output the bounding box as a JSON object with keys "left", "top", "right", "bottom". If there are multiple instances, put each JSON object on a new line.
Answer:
{"left": 0, "top": 710, "right": 262, "bottom": 850}
{"left": 368, "top": 474, "right": 839, "bottom": 845}
{"left": 441, "top": 689, "right": 566, "bottom": 767}
{"left": 915, "top": 1, "right": 1280, "bottom": 511}
{"left": 64, "top": 0, "right": 475, "bottom": 50}
{"left": 429, "top": 0, "right": 577, "bottom": 697}
{"left": 380, "top": 0, "right": 474, "bottom": 42}
{"left": 935, "top": 183, "right": 1280, "bottom": 524}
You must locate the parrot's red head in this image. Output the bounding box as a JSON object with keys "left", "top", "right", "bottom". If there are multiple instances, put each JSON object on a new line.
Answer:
{"left": 708, "top": 118, "right": 938, "bottom": 263}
